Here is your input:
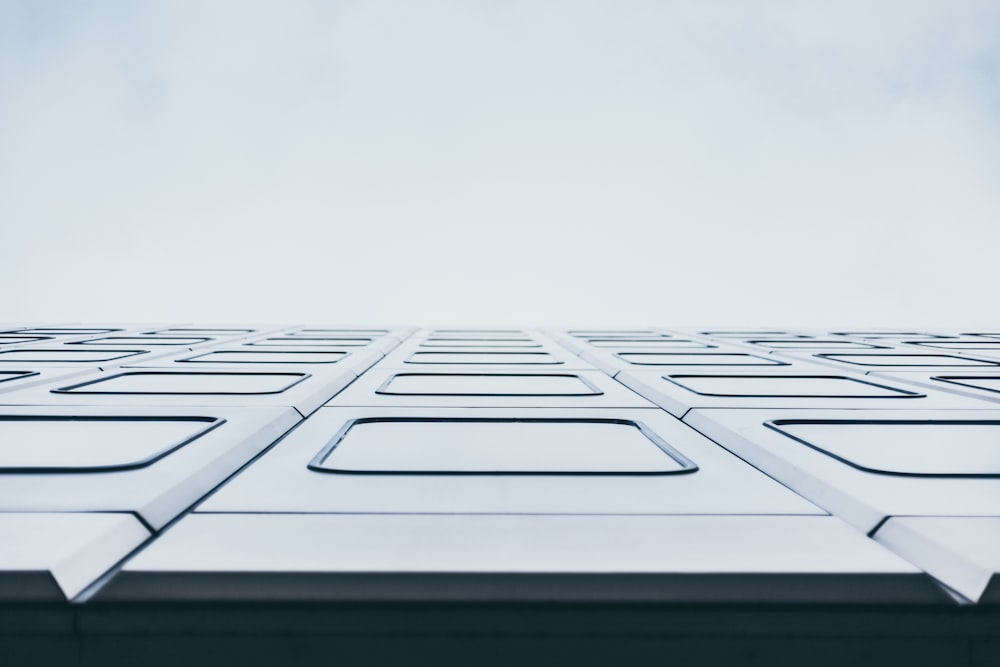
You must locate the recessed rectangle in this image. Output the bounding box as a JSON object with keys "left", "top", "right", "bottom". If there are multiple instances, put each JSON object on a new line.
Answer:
{"left": 909, "top": 341, "right": 1000, "bottom": 350}
{"left": 0, "top": 349, "right": 146, "bottom": 363}
{"left": 766, "top": 420, "right": 1000, "bottom": 477}
{"left": 327, "top": 370, "right": 652, "bottom": 408}
{"left": 569, "top": 330, "right": 662, "bottom": 337}
{"left": 2, "top": 328, "right": 122, "bottom": 335}
{"left": 665, "top": 375, "right": 923, "bottom": 398}
{"left": 197, "top": 406, "right": 824, "bottom": 515}
{"left": 406, "top": 352, "right": 562, "bottom": 365}
{"left": 69, "top": 336, "right": 210, "bottom": 346}
{"left": 0, "top": 371, "right": 38, "bottom": 385}
{"left": 145, "top": 328, "right": 255, "bottom": 335}
{"left": 288, "top": 329, "right": 389, "bottom": 337}
{"left": 419, "top": 339, "right": 541, "bottom": 348}
{"left": 818, "top": 354, "right": 1000, "bottom": 367}
{"left": 179, "top": 351, "right": 348, "bottom": 364}
{"left": 701, "top": 331, "right": 807, "bottom": 338}
{"left": 747, "top": 340, "right": 885, "bottom": 349}
{"left": 617, "top": 353, "right": 787, "bottom": 366}
{"left": 431, "top": 329, "right": 526, "bottom": 336}
{"left": 830, "top": 332, "right": 947, "bottom": 339}
{"left": 934, "top": 376, "right": 1000, "bottom": 395}
{"left": 54, "top": 372, "right": 308, "bottom": 395}
{"left": 588, "top": 339, "right": 714, "bottom": 349}
{"left": 309, "top": 418, "right": 696, "bottom": 474}
{"left": 377, "top": 373, "right": 602, "bottom": 396}
{"left": 0, "top": 416, "right": 222, "bottom": 472}
{"left": 0, "top": 336, "right": 51, "bottom": 346}
{"left": 245, "top": 337, "right": 371, "bottom": 347}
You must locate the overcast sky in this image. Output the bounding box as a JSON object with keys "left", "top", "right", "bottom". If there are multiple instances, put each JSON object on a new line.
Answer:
{"left": 2, "top": 1, "right": 999, "bottom": 326}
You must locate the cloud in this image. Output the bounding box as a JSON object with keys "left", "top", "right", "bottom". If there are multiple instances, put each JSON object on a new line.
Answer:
{"left": 1, "top": 0, "right": 999, "bottom": 325}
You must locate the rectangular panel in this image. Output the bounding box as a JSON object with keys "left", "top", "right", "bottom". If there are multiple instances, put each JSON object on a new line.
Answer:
{"left": 908, "top": 341, "right": 1000, "bottom": 350}
{"left": 698, "top": 329, "right": 812, "bottom": 339}
{"left": 418, "top": 339, "right": 542, "bottom": 348}
{"left": 326, "top": 369, "right": 653, "bottom": 408}
{"left": 874, "top": 517, "right": 1000, "bottom": 604}
{"left": 406, "top": 352, "right": 564, "bottom": 365}
{"left": 0, "top": 405, "right": 299, "bottom": 529}
{"left": 0, "top": 368, "right": 89, "bottom": 395}
{"left": 829, "top": 331, "right": 951, "bottom": 339}
{"left": 131, "top": 347, "right": 382, "bottom": 377}
{"left": 617, "top": 353, "right": 788, "bottom": 366}
{"left": 239, "top": 334, "right": 401, "bottom": 353}
{"left": 567, "top": 330, "right": 664, "bottom": 337}
{"left": 0, "top": 513, "right": 149, "bottom": 601}
{"left": 577, "top": 349, "right": 818, "bottom": 377}
{"left": 0, "top": 349, "right": 149, "bottom": 364}
{"left": 376, "top": 341, "right": 587, "bottom": 370}
{"left": 0, "top": 416, "right": 221, "bottom": 472}
{"left": 745, "top": 340, "right": 888, "bottom": 349}
{"left": 55, "top": 371, "right": 307, "bottom": 395}
{"left": 381, "top": 372, "right": 599, "bottom": 395}
{"left": 282, "top": 326, "right": 414, "bottom": 340}
{"left": 586, "top": 339, "right": 716, "bottom": 349}
{"left": 1, "top": 328, "right": 123, "bottom": 335}
{"left": 144, "top": 328, "right": 257, "bottom": 335}
{"left": 430, "top": 329, "right": 527, "bottom": 336}
{"left": 685, "top": 408, "right": 1000, "bottom": 532}
{"left": 199, "top": 407, "right": 822, "bottom": 515}
{"left": 936, "top": 376, "right": 1000, "bottom": 395}
{"left": 180, "top": 350, "right": 348, "bottom": 364}
{"left": 244, "top": 337, "right": 373, "bottom": 347}
{"left": 616, "top": 371, "right": 983, "bottom": 416}
{"left": 816, "top": 354, "right": 1000, "bottom": 368}
{"left": 1, "top": 368, "right": 356, "bottom": 416}
{"left": 0, "top": 371, "right": 37, "bottom": 385}
{"left": 767, "top": 420, "right": 1000, "bottom": 476}
{"left": 100, "top": 514, "right": 940, "bottom": 604}
{"left": 869, "top": 368, "right": 1000, "bottom": 404}
{"left": 286, "top": 329, "right": 390, "bottom": 337}
{"left": 671, "top": 375, "right": 917, "bottom": 397}
{"left": 68, "top": 336, "right": 211, "bottom": 347}
{"left": 310, "top": 418, "right": 695, "bottom": 474}
{"left": 0, "top": 336, "right": 53, "bottom": 346}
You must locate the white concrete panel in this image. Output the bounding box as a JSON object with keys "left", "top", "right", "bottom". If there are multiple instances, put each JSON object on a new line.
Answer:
{"left": 0, "top": 405, "right": 299, "bottom": 529}
{"left": 686, "top": 408, "right": 1000, "bottom": 532}
{"left": 198, "top": 407, "right": 822, "bottom": 515}
{"left": 618, "top": 369, "right": 993, "bottom": 417}
{"left": 0, "top": 367, "right": 357, "bottom": 416}
{"left": 327, "top": 368, "right": 653, "bottom": 408}
{"left": 0, "top": 512, "right": 149, "bottom": 601}
{"left": 874, "top": 516, "right": 1000, "bottom": 604}
{"left": 99, "top": 514, "right": 941, "bottom": 603}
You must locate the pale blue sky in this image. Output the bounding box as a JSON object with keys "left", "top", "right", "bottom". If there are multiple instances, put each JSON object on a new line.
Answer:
{"left": 2, "top": 1, "right": 999, "bottom": 325}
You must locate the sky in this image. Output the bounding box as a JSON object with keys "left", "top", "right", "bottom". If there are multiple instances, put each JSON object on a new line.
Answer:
{"left": 1, "top": 1, "right": 999, "bottom": 327}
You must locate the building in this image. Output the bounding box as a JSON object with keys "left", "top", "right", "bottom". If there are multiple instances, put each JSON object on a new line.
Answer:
{"left": 1, "top": 324, "right": 998, "bottom": 666}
